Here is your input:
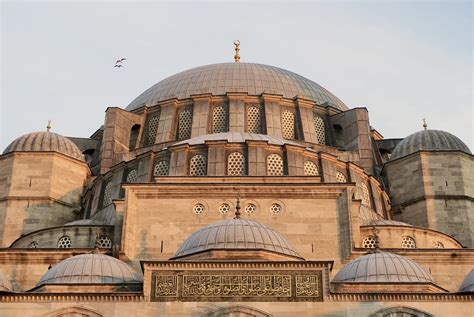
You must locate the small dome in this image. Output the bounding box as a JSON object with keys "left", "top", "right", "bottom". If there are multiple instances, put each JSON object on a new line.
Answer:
{"left": 36, "top": 253, "right": 143, "bottom": 286}
{"left": 3, "top": 131, "right": 85, "bottom": 161}
{"left": 127, "top": 63, "right": 348, "bottom": 111}
{"left": 333, "top": 251, "right": 433, "bottom": 283}
{"left": 173, "top": 132, "right": 302, "bottom": 147}
{"left": 391, "top": 129, "right": 471, "bottom": 160}
{"left": 362, "top": 219, "right": 412, "bottom": 227}
{"left": 0, "top": 270, "right": 13, "bottom": 292}
{"left": 459, "top": 269, "right": 474, "bottom": 293}
{"left": 174, "top": 218, "right": 300, "bottom": 259}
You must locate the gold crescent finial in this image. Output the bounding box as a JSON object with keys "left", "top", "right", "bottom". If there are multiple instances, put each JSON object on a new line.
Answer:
{"left": 233, "top": 40, "right": 240, "bottom": 63}
{"left": 422, "top": 118, "right": 427, "bottom": 130}
{"left": 46, "top": 120, "right": 52, "bottom": 132}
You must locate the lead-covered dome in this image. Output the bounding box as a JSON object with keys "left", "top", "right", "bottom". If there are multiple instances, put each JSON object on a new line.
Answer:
{"left": 36, "top": 253, "right": 143, "bottom": 286}
{"left": 391, "top": 129, "right": 471, "bottom": 160}
{"left": 3, "top": 131, "right": 85, "bottom": 161}
{"left": 458, "top": 269, "right": 474, "bottom": 293}
{"left": 173, "top": 218, "right": 300, "bottom": 259}
{"left": 333, "top": 251, "right": 433, "bottom": 283}
{"left": 127, "top": 63, "right": 348, "bottom": 111}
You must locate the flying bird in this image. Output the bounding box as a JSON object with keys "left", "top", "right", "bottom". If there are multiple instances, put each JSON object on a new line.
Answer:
{"left": 114, "top": 64, "right": 123, "bottom": 68}
{"left": 114, "top": 57, "right": 126, "bottom": 68}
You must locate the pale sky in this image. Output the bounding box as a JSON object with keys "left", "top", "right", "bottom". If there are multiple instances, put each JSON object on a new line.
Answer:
{"left": 1, "top": 1, "right": 473, "bottom": 151}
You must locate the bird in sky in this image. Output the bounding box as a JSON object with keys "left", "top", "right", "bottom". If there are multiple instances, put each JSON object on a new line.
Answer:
{"left": 114, "top": 57, "right": 126, "bottom": 68}
{"left": 114, "top": 64, "right": 123, "bottom": 68}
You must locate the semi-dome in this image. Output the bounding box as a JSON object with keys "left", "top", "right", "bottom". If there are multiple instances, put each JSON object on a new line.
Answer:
{"left": 36, "top": 253, "right": 143, "bottom": 286}
{"left": 333, "top": 251, "right": 433, "bottom": 283}
{"left": 458, "top": 269, "right": 474, "bottom": 293}
{"left": 3, "top": 131, "right": 85, "bottom": 161}
{"left": 173, "top": 218, "right": 301, "bottom": 259}
{"left": 361, "top": 219, "right": 412, "bottom": 227}
{"left": 0, "top": 270, "right": 13, "bottom": 292}
{"left": 173, "top": 132, "right": 302, "bottom": 147}
{"left": 391, "top": 129, "right": 471, "bottom": 160}
{"left": 127, "top": 62, "right": 348, "bottom": 111}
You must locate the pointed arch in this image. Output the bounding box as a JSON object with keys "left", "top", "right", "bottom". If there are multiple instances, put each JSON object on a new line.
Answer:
{"left": 204, "top": 305, "right": 271, "bottom": 317}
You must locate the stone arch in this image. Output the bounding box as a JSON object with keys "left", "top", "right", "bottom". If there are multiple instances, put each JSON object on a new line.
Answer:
{"left": 44, "top": 306, "right": 103, "bottom": 317}
{"left": 368, "top": 306, "right": 433, "bottom": 317}
{"left": 204, "top": 305, "right": 272, "bottom": 317}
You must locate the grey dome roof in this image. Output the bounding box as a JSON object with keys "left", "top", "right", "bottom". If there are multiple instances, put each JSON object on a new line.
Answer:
{"left": 362, "top": 219, "right": 412, "bottom": 227}
{"left": 3, "top": 131, "right": 85, "bottom": 161}
{"left": 36, "top": 253, "right": 143, "bottom": 286}
{"left": 174, "top": 218, "right": 300, "bottom": 259}
{"left": 0, "top": 270, "right": 12, "bottom": 292}
{"left": 173, "top": 132, "right": 301, "bottom": 147}
{"left": 459, "top": 269, "right": 474, "bottom": 293}
{"left": 333, "top": 251, "right": 433, "bottom": 283}
{"left": 391, "top": 129, "right": 471, "bottom": 160}
{"left": 127, "top": 63, "right": 348, "bottom": 111}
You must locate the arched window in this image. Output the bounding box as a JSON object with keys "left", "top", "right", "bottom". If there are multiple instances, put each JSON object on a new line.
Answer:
{"left": 49, "top": 306, "right": 103, "bottom": 317}
{"left": 154, "top": 160, "right": 169, "bottom": 176}
{"left": 369, "top": 306, "right": 433, "bottom": 317}
{"left": 266, "top": 154, "right": 284, "bottom": 176}
{"left": 361, "top": 183, "right": 371, "bottom": 207}
{"left": 304, "top": 161, "right": 319, "bottom": 176}
{"left": 102, "top": 181, "right": 114, "bottom": 206}
{"left": 247, "top": 105, "right": 262, "bottom": 134}
{"left": 434, "top": 241, "right": 444, "bottom": 249}
{"left": 401, "top": 236, "right": 416, "bottom": 249}
{"left": 362, "top": 236, "right": 377, "bottom": 249}
{"left": 28, "top": 241, "right": 38, "bottom": 248}
{"left": 281, "top": 110, "right": 295, "bottom": 139}
{"left": 227, "top": 152, "right": 246, "bottom": 176}
{"left": 57, "top": 236, "right": 72, "bottom": 248}
{"left": 177, "top": 109, "right": 192, "bottom": 141}
{"left": 189, "top": 154, "right": 207, "bottom": 176}
{"left": 212, "top": 106, "right": 227, "bottom": 133}
{"left": 147, "top": 115, "right": 160, "bottom": 146}
{"left": 97, "top": 236, "right": 112, "bottom": 248}
{"left": 126, "top": 169, "right": 138, "bottom": 183}
{"left": 336, "top": 172, "right": 347, "bottom": 183}
{"left": 129, "top": 124, "right": 141, "bottom": 150}
{"left": 313, "top": 113, "right": 326, "bottom": 145}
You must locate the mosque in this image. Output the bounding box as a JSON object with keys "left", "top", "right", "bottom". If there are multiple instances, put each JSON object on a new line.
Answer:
{"left": 0, "top": 43, "right": 472, "bottom": 316}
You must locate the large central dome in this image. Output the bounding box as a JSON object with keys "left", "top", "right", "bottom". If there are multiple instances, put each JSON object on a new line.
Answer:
{"left": 127, "top": 63, "right": 348, "bottom": 111}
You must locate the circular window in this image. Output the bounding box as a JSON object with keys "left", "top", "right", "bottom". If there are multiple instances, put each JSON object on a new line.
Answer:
{"left": 193, "top": 203, "right": 205, "bottom": 215}
{"left": 57, "top": 236, "right": 72, "bottom": 248}
{"left": 97, "top": 235, "right": 112, "bottom": 248}
{"left": 219, "top": 203, "right": 231, "bottom": 214}
{"left": 28, "top": 241, "right": 38, "bottom": 248}
{"left": 270, "top": 203, "right": 282, "bottom": 214}
{"left": 362, "top": 236, "right": 377, "bottom": 249}
{"left": 401, "top": 236, "right": 416, "bottom": 249}
{"left": 434, "top": 241, "right": 444, "bottom": 249}
{"left": 245, "top": 203, "right": 256, "bottom": 214}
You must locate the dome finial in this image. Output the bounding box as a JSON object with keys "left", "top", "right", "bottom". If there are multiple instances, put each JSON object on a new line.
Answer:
{"left": 422, "top": 118, "right": 427, "bottom": 130}
{"left": 234, "top": 196, "right": 241, "bottom": 219}
{"left": 233, "top": 40, "right": 240, "bottom": 63}
{"left": 46, "top": 120, "right": 52, "bottom": 132}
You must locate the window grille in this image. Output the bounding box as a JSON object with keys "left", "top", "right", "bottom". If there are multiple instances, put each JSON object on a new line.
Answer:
{"left": 212, "top": 106, "right": 227, "bottom": 133}
{"left": 189, "top": 154, "right": 207, "bottom": 176}
{"left": 193, "top": 204, "right": 205, "bottom": 214}
{"left": 313, "top": 113, "right": 326, "bottom": 145}
{"left": 227, "top": 152, "right": 246, "bottom": 176}
{"left": 97, "top": 236, "right": 112, "bottom": 248}
{"left": 57, "top": 236, "right": 72, "bottom": 248}
{"left": 219, "top": 203, "right": 230, "bottom": 214}
{"left": 247, "top": 105, "right": 262, "bottom": 134}
{"left": 177, "top": 109, "right": 192, "bottom": 140}
{"left": 361, "top": 183, "right": 371, "bottom": 207}
{"left": 154, "top": 160, "right": 169, "bottom": 176}
{"left": 102, "top": 181, "right": 114, "bottom": 206}
{"left": 281, "top": 110, "right": 295, "bottom": 139}
{"left": 270, "top": 203, "right": 282, "bottom": 214}
{"left": 304, "top": 161, "right": 319, "bottom": 176}
{"left": 28, "top": 241, "right": 38, "bottom": 248}
{"left": 336, "top": 172, "right": 347, "bottom": 183}
{"left": 401, "top": 236, "right": 416, "bottom": 249}
{"left": 147, "top": 115, "right": 160, "bottom": 146}
{"left": 362, "top": 236, "right": 377, "bottom": 249}
{"left": 434, "top": 241, "right": 444, "bottom": 249}
{"left": 126, "top": 169, "right": 138, "bottom": 183}
{"left": 245, "top": 203, "right": 256, "bottom": 214}
{"left": 266, "top": 154, "right": 284, "bottom": 176}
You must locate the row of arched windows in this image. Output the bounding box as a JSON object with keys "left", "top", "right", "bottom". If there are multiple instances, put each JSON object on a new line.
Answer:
{"left": 144, "top": 106, "right": 327, "bottom": 146}
{"left": 27, "top": 235, "right": 112, "bottom": 249}
{"left": 362, "top": 235, "right": 445, "bottom": 249}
